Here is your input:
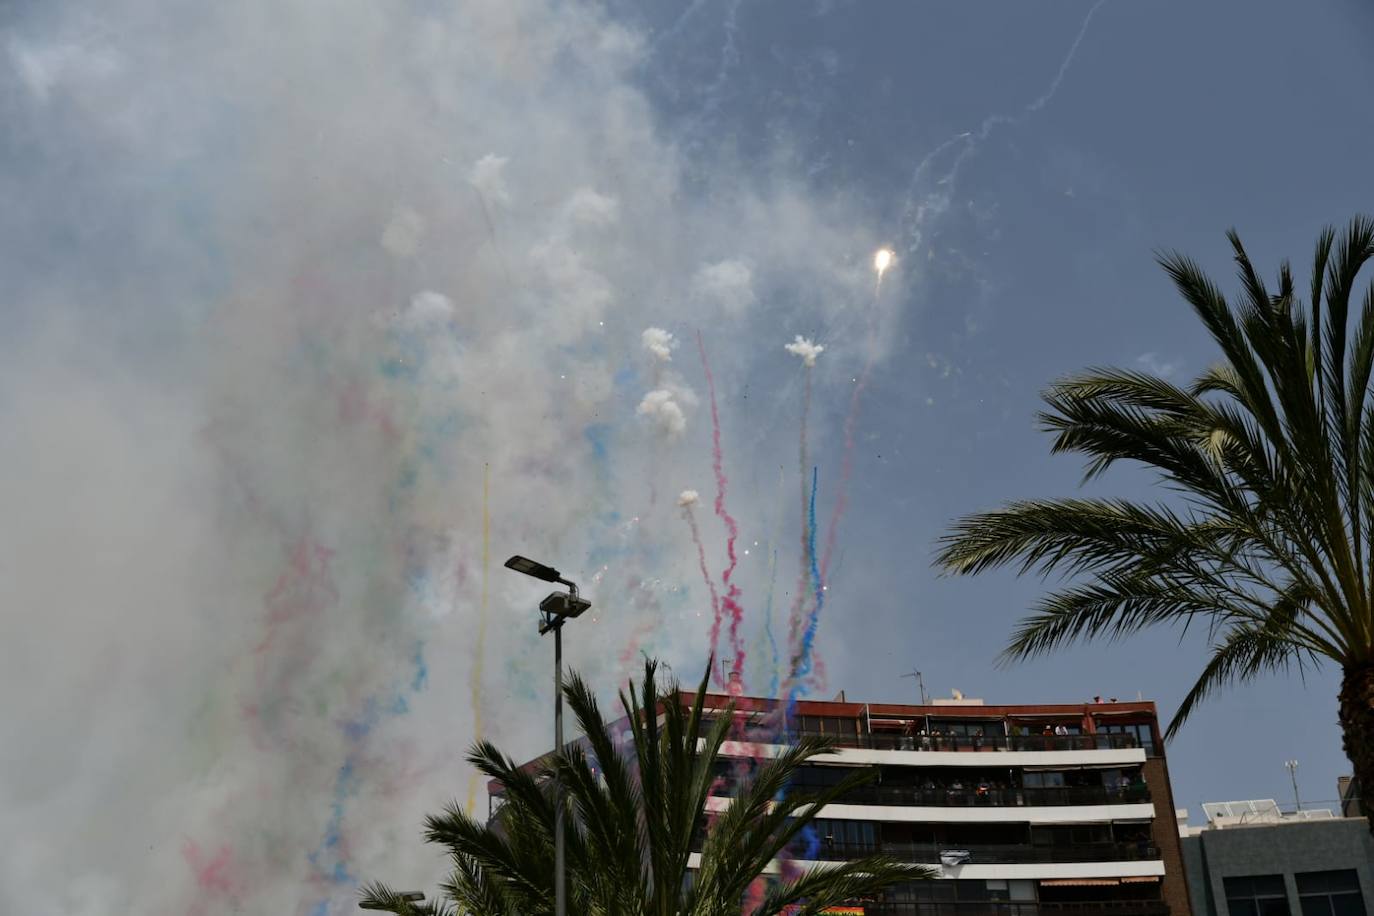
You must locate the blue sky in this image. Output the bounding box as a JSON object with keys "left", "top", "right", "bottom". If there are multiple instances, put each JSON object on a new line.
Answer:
{"left": 619, "top": 0, "right": 1374, "bottom": 817}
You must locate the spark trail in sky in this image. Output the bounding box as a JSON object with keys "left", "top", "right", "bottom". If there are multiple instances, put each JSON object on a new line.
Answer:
{"left": 820, "top": 250, "right": 893, "bottom": 583}
{"left": 873, "top": 247, "right": 894, "bottom": 294}
{"left": 697, "top": 332, "right": 747, "bottom": 683}
{"left": 465, "top": 463, "right": 491, "bottom": 814}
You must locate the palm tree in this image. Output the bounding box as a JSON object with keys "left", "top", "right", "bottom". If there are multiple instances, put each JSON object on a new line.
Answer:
{"left": 361, "top": 658, "right": 932, "bottom": 915}
{"left": 937, "top": 217, "right": 1374, "bottom": 831}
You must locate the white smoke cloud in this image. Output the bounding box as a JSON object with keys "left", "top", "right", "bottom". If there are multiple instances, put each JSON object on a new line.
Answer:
{"left": 785, "top": 334, "right": 825, "bottom": 367}
{"left": 468, "top": 153, "right": 511, "bottom": 205}
{"left": 692, "top": 258, "right": 756, "bottom": 314}
{"left": 637, "top": 389, "right": 687, "bottom": 436}
{"left": 381, "top": 207, "right": 426, "bottom": 259}
{"left": 677, "top": 489, "right": 700, "bottom": 507}
{"left": 564, "top": 187, "right": 619, "bottom": 227}
{"left": 0, "top": 1, "right": 893, "bottom": 913}
{"left": 403, "top": 291, "right": 455, "bottom": 327}
{"left": 642, "top": 327, "right": 677, "bottom": 362}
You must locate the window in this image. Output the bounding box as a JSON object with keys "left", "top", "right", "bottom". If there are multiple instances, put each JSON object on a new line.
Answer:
{"left": 1225, "top": 875, "right": 1291, "bottom": 916}
{"left": 1024, "top": 771, "right": 1066, "bottom": 788}
{"left": 1096, "top": 722, "right": 1157, "bottom": 755}
{"left": 807, "top": 818, "right": 877, "bottom": 856}
{"left": 1297, "top": 870, "right": 1367, "bottom": 916}
{"left": 931, "top": 719, "right": 996, "bottom": 737}
{"left": 797, "top": 715, "right": 859, "bottom": 737}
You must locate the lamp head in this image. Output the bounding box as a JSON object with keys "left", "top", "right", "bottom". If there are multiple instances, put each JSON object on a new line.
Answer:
{"left": 505, "top": 555, "right": 561, "bottom": 582}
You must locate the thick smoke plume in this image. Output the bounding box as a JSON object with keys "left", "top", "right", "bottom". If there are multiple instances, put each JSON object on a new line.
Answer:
{"left": 785, "top": 335, "right": 826, "bottom": 367}
{"left": 642, "top": 327, "right": 677, "bottom": 362}
{"left": 0, "top": 1, "right": 899, "bottom": 913}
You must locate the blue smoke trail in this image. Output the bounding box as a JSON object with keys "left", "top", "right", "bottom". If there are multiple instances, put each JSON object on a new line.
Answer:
{"left": 763, "top": 547, "right": 780, "bottom": 699}
{"left": 795, "top": 467, "right": 825, "bottom": 683}
{"left": 308, "top": 757, "right": 359, "bottom": 886}
{"left": 783, "top": 467, "right": 825, "bottom": 722}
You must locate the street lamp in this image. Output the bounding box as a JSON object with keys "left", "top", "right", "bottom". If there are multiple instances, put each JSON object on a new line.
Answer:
{"left": 505, "top": 554, "right": 590, "bottom": 916}
{"left": 360, "top": 891, "right": 424, "bottom": 910}
{"left": 1285, "top": 759, "right": 1301, "bottom": 812}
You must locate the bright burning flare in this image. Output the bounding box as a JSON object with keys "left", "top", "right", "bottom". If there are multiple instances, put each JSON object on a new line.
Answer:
{"left": 873, "top": 247, "right": 894, "bottom": 276}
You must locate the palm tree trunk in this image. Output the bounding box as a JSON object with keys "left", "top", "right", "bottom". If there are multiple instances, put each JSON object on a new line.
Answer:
{"left": 1338, "top": 663, "right": 1374, "bottom": 834}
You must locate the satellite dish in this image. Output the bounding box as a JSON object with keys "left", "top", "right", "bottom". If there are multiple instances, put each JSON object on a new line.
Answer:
{"left": 952, "top": 689, "right": 964, "bottom": 700}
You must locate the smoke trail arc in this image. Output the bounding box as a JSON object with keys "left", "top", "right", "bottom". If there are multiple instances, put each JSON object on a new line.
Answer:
{"left": 696, "top": 332, "right": 748, "bottom": 683}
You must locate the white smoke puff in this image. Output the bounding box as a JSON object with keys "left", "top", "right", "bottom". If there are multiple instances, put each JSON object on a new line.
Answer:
{"left": 785, "top": 335, "right": 824, "bottom": 367}
{"left": 692, "top": 259, "right": 756, "bottom": 314}
{"left": 468, "top": 153, "right": 510, "bottom": 204}
{"left": 564, "top": 188, "right": 619, "bottom": 227}
{"left": 403, "top": 291, "right": 455, "bottom": 328}
{"left": 380, "top": 207, "right": 425, "bottom": 258}
{"left": 641, "top": 327, "right": 676, "bottom": 362}
{"left": 677, "top": 489, "right": 700, "bottom": 507}
{"left": 637, "top": 389, "right": 687, "bottom": 436}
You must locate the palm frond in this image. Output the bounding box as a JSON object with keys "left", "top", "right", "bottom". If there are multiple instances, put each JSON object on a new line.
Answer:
{"left": 944, "top": 218, "right": 1374, "bottom": 741}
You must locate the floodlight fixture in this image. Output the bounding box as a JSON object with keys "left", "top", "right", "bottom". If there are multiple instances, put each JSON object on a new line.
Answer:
{"left": 540, "top": 591, "right": 592, "bottom": 621}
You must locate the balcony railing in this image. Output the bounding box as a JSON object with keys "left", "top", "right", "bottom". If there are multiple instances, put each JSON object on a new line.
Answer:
{"left": 795, "top": 840, "right": 1162, "bottom": 865}
{"left": 711, "top": 780, "right": 1152, "bottom": 808}
{"left": 778, "top": 731, "right": 1150, "bottom": 754}
{"left": 855, "top": 903, "right": 1169, "bottom": 916}
{"left": 826, "top": 784, "right": 1152, "bottom": 808}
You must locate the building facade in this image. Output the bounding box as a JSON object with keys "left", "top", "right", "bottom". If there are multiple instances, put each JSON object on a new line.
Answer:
{"left": 1179, "top": 799, "right": 1372, "bottom": 916}
{"left": 690, "top": 692, "right": 1191, "bottom": 916}
{"left": 492, "top": 689, "right": 1192, "bottom": 916}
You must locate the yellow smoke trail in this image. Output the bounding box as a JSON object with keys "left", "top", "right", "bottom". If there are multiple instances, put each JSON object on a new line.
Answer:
{"left": 464, "top": 463, "right": 491, "bottom": 814}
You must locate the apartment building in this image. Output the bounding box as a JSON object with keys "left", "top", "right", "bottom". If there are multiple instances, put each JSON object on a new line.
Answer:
{"left": 688, "top": 690, "right": 1190, "bottom": 916}
{"left": 494, "top": 686, "right": 1191, "bottom": 916}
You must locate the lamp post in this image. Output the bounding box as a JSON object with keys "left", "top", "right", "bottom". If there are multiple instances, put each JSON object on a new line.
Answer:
{"left": 1285, "top": 759, "right": 1301, "bottom": 812}
{"left": 504, "top": 555, "right": 591, "bottom": 916}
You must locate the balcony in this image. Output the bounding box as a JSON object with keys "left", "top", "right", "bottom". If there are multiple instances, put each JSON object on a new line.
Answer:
{"left": 784, "top": 731, "right": 1149, "bottom": 754}
{"left": 827, "top": 784, "right": 1152, "bottom": 809}
{"left": 795, "top": 841, "right": 1162, "bottom": 865}
{"left": 711, "top": 779, "right": 1152, "bottom": 809}
{"left": 855, "top": 903, "right": 1169, "bottom": 916}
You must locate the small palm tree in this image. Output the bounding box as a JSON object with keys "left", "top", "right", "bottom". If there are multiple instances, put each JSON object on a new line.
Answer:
{"left": 362, "top": 658, "right": 932, "bottom": 915}
{"left": 937, "top": 218, "right": 1374, "bottom": 831}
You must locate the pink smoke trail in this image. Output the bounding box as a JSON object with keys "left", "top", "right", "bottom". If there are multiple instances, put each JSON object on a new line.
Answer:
{"left": 696, "top": 332, "right": 747, "bottom": 684}
{"left": 679, "top": 497, "right": 724, "bottom": 684}
{"left": 617, "top": 618, "right": 657, "bottom": 672}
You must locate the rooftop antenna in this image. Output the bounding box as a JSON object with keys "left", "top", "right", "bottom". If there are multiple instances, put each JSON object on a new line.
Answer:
{"left": 1285, "top": 760, "right": 1301, "bottom": 812}
{"left": 901, "top": 669, "right": 928, "bottom": 705}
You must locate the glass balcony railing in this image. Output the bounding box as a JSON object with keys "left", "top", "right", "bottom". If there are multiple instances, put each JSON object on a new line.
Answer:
{"left": 710, "top": 781, "right": 1152, "bottom": 808}
{"left": 855, "top": 903, "right": 1169, "bottom": 916}
{"left": 824, "top": 784, "right": 1153, "bottom": 808}
{"left": 779, "top": 731, "right": 1150, "bottom": 754}
{"left": 794, "top": 840, "right": 1162, "bottom": 865}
